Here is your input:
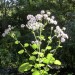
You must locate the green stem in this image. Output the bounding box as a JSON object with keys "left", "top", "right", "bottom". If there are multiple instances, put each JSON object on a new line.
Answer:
{"left": 53, "top": 40, "right": 61, "bottom": 55}
{"left": 38, "top": 28, "right": 41, "bottom": 63}
{"left": 19, "top": 42, "right": 30, "bottom": 56}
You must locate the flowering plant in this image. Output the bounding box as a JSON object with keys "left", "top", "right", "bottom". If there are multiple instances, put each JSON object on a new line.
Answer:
{"left": 2, "top": 10, "right": 68, "bottom": 75}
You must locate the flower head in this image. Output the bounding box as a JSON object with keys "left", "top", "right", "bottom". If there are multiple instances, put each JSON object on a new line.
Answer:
{"left": 41, "top": 10, "right": 45, "bottom": 14}
{"left": 2, "top": 25, "right": 14, "bottom": 37}
{"left": 27, "top": 15, "right": 34, "bottom": 20}
{"left": 55, "top": 26, "right": 68, "bottom": 42}
{"left": 35, "top": 14, "right": 43, "bottom": 21}
{"left": 21, "top": 24, "right": 25, "bottom": 28}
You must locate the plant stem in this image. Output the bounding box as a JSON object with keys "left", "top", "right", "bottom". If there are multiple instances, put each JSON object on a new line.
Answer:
{"left": 19, "top": 42, "right": 30, "bottom": 56}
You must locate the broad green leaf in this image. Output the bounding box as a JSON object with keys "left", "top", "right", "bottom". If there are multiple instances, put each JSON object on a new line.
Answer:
{"left": 46, "top": 46, "right": 52, "bottom": 50}
{"left": 49, "top": 57, "right": 55, "bottom": 64}
{"left": 54, "top": 60, "right": 61, "bottom": 65}
{"left": 29, "top": 56, "right": 36, "bottom": 61}
{"left": 24, "top": 43, "right": 29, "bottom": 47}
{"left": 47, "top": 53, "right": 53, "bottom": 59}
{"left": 46, "top": 53, "right": 55, "bottom": 64}
{"left": 15, "top": 40, "right": 19, "bottom": 44}
{"left": 18, "top": 63, "right": 32, "bottom": 73}
{"left": 32, "top": 70, "right": 40, "bottom": 75}
{"left": 42, "top": 58, "right": 49, "bottom": 64}
{"left": 18, "top": 49, "right": 24, "bottom": 54}
{"left": 31, "top": 44, "right": 38, "bottom": 49}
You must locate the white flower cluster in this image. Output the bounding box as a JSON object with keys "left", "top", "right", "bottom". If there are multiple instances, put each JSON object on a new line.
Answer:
{"left": 2, "top": 25, "right": 14, "bottom": 37}
{"left": 31, "top": 40, "right": 41, "bottom": 45}
{"left": 55, "top": 26, "right": 68, "bottom": 42}
{"left": 26, "top": 14, "right": 43, "bottom": 31}
{"left": 26, "top": 10, "right": 57, "bottom": 31}
{"left": 21, "top": 24, "right": 25, "bottom": 28}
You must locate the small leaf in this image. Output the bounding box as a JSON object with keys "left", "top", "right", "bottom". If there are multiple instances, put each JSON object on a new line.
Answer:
{"left": 32, "top": 51, "right": 38, "bottom": 55}
{"left": 18, "top": 49, "right": 24, "bottom": 54}
{"left": 31, "top": 44, "right": 38, "bottom": 49}
{"left": 46, "top": 46, "right": 52, "bottom": 50}
{"left": 40, "top": 35, "right": 45, "bottom": 40}
{"left": 32, "top": 70, "right": 40, "bottom": 75}
{"left": 24, "top": 43, "right": 29, "bottom": 47}
{"left": 18, "top": 63, "right": 32, "bottom": 73}
{"left": 48, "top": 36, "right": 51, "bottom": 40}
{"left": 15, "top": 40, "right": 19, "bottom": 44}
{"left": 11, "top": 33, "right": 15, "bottom": 38}
{"left": 29, "top": 56, "right": 36, "bottom": 61}
{"left": 38, "top": 52, "right": 44, "bottom": 57}
{"left": 54, "top": 60, "right": 61, "bottom": 65}
{"left": 41, "top": 49, "right": 45, "bottom": 53}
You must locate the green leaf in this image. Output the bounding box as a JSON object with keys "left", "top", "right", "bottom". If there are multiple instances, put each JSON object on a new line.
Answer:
{"left": 11, "top": 33, "right": 15, "bottom": 38}
{"left": 46, "top": 53, "right": 55, "bottom": 64}
{"left": 15, "top": 40, "right": 19, "bottom": 44}
{"left": 40, "top": 70, "right": 48, "bottom": 75}
{"left": 47, "top": 53, "right": 53, "bottom": 59}
{"left": 18, "top": 49, "right": 24, "bottom": 54}
{"left": 41, "top": 49, "right": 45, "bottom": 53}
{"left": 24, "top": 43, "right": 29, "bottom": 47}
{"left": 38, "top": 52, "right": 44, "bottom": 57}
{"left": 40, "top": 35, "right": 45, "bottom": 41}
{"left": 31, "top": 68, "right": 37, "bottom": 72}
{"left": 48, "top": 36, "right": 51, "bottom": 40}
{"left": 34, "top": 64, "right": 45, "bottom": 68}
{"left": 32, "top": 51, "right": 38, "bottom": 55}
{"left": 31, "top": 44, "right": 38, "bottom": 49}
{"left": 29, "top": 56, "right": 36, "bottom": 61}
{"left": 42, "top": 58, "right": 49, "bottom": 64}
{"left": 32, "top": 52, "right": 44, "bottom": 57}
{"left": 49, "top": 57, "right": 55, "bottom": 64}
{"left": 44, "top": 67, "right": 49, "bottom": 71}
{"left": 18, "top": 63, "right": 32, "bottom": 73}
{"left": 54, "top": 60, "right": 61, "bottom": 65}
{"left": 32, "top": 70, "right": 40, "bottom": 75}
{"left": 46, "top": 46, "right": 52, "bottom": 50}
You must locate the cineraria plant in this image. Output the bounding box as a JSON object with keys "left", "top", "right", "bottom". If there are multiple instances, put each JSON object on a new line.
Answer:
{"left": 2, "top": 10, "right": 68, "bottom": 75}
